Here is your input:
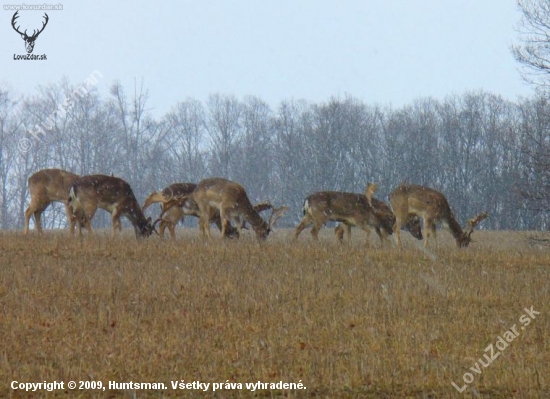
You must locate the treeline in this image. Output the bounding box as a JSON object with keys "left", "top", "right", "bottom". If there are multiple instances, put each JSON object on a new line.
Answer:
{"left": 0, "top": 79, "right": 548, "bottom": 231}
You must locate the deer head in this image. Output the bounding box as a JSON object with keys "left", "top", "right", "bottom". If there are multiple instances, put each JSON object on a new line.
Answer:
{"left": 12, "top": 11, "right": 49, "bottom": 53}
{"left": 459, "top": 211, "right": 489, "bottom": 247}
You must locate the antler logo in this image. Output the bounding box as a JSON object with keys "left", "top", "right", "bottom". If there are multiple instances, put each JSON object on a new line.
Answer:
{"left": 11, "top": 11, "right": 49, "bottom": 54}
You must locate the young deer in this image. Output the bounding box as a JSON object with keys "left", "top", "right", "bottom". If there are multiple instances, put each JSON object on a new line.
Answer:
{"left": 68, "top": 174, "right": 154, "bottom": 239}
{"left": 389, "top": 183, "right": 488, "bottom": 248}
{"left": 24, "top": 168, "right": 79, "bottom": 235}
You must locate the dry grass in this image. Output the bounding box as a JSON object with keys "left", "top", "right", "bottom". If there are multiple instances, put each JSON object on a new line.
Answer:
{"left": 0, "top": 228, "right": 548, "bottom": 398}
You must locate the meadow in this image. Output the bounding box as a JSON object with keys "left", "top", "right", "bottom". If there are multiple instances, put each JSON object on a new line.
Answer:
{"left": 0, "top": 228, "right": 548, "bottom": 398}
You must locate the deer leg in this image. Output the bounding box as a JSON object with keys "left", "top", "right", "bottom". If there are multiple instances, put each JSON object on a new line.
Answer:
{"left": 198, "top": 205, "right": 213, "bottom": 239}
{"left": 334, "top": 224, "right": 345, "bottom": 243}
{"left": 199, "top": 216, "right": 206, "bottom": 238}
{"left": 336, "top": 224, "right": 353, "bottom": 243}
{"left": 82, "top": 205, "right": 97, "bottom": 237}
{"left": 377, "top": 225, "right": 391, "bottom": 247}
{"left": 233, "top": 216, "right": 243, "bottom": 237}
{"left": 71, "top": 211, "right": 86, "bottom": 237}
{"left": 25, "top": 200, "right": 45, "bottom": 234}
{"left": 393, "top": 218, "right": 403, "bottom": 248}
{"left": 423, "top": 217, "right": 436, "bottom": 247}
{"left": 75, "top": 213, "right": 92, "bottom": 237}
{"left": 26, "top": 198, "right": 51, "bottom": 234}
{"left": 221, "top": 219, "right": 230, "bottom": 239}
{"left": 358, "top": 225, "right": 371, "bottom": 246}
{"left": 201, "top": 212, "right": 212, "bottom": 239}
{"left": 83, "top": 219, "right": 93, "bottom": 236}
{"left": 111, "top": 212, "right": 121, "bottom": 237}
{"left": 33, "top": 202, "right": 48, "bottom": 234}
{"left": 294, "top": 216, "right": 312, "bottom": 240}
{"left": 158, "top": 221, "right": 167, "bottom": 238}
{"left": 374, "top": 226, "right": 385, "bottom": 246}
{"left": 24, "top": 206, "right": 34, "bottom": 235}
{"left": 345, "top": 224, "right": 352, "bottom": 241}
{"left": 68, "top": 215, "right": 76, "bottom": 236}
{"left": 218, "top": 208, "right": 228, "bottom": 238}
{"left": 33, "top": 210, "right": 45, "bottom": 234}
{"left": 112, "top": 219, "right": 120, "bottom": 236}
{"left": 64, "top": 202, "right": 77, "bottom": 236}
{"left": 310, "top": 220, "right": 323, "bottom": 240}
{"left": 168, "top": 223, "right": 177, "bottom": 239}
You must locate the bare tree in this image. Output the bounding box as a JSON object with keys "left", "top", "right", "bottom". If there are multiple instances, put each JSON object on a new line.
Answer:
{"left": 272, "top": 100, "right": 309, "bottom": 224}
{"left": 108, "top": 80, "right": 171, "bottom": 203}
{"left": 205, "top": 93, "right": 243, "bottom": 178}
{"left": 517, "top": 95, "right": 550, "bottom": 227}
{"left": 164, "top": 99, "right": 207, "bottom": 182}
{"left": 511, "top": 1, "right": 550, "bottom": 226}
{"left": 512, "top": 0, "right": 550, "bottom": 88}
{"left": 232, "top": 96, "right": 273, "bottom": 200}
{"left": 0, "top": 89, "right": 19, "bottom": 228}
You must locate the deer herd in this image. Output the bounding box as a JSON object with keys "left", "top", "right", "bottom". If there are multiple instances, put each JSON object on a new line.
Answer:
{"left": 23, "top": 168, "right": 489, "bottom": 248}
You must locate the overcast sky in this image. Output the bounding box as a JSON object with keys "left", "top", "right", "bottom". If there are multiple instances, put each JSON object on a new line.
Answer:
{"left": 1, "top": 0, "right": 534, "bottom": 116}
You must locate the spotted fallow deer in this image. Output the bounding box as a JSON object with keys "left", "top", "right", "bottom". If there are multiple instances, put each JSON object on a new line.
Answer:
{"left": 68, "top": 174, "right": 155, "bottom": 239}
{"left": 24, "top": 168, "right": 79, "bottom": 235}
{"left": 191, "top": 177, "right": 288, "bottom": 241}
{"left": 143, "top": 183, "right": 277, "bottom": 239}
{"left": 389, "top": 183, "right": 488, "bottom": 248}
{"left": 334, "top": 195, "right": 423, "bottom": 243}
{"left": 294, "top": 184, "right": 398, "bottom": 244}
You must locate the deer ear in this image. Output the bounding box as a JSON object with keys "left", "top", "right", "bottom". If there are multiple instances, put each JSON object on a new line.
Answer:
{"left": 21, "top": 34, "right": 25, "bottom": 39}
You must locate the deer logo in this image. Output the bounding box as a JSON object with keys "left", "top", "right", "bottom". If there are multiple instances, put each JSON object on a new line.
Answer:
{"left": 11, "top": 11, "right": 49, "bottom": 54}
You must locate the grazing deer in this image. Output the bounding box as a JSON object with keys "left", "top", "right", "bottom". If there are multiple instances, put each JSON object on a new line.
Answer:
{"left": 191, "top": 177, "right": 288, "bottom": 240}
{"left": 143, "top": 183, "right": 242, "bottom": 239}
{"left": 158, "top": 191, "right": 277, "bottom": 239}
{"left": 68, "top": 175, "right": 155, "bottom": 239}
{"left": 389, "top": 183, "right": 488, "bottom": 248}
{"left": 334, "top": 195, "right": 423, "bottom": 243}
{"left": 294, "top": 184, "right": 397, "bottom": 244}
{"left": 24, "top": 168, "right": 79, "bottom": 235}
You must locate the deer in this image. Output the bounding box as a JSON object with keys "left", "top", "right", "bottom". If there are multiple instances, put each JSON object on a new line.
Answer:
{"left": 147, "top": 183, "right": 279, "bottom": 239}
{"left": 11, "top": 11, "right": 49, "bottom": 54}
{"left": 24, "top": 168, "right": 79, "bottom": 235}
{"left": 150, "top": 188, "right": 275, "bottom": 239}
{"left": 142, "top": 183, "right": 207, "bottom": 239}
{"left": 294, "top": 184, "right": 397, "bottom": 244}
{"left": 333, "top": 194, "right": 423, "bottom": 243}
{"left": 389, "top": 183, "right": 488, "bottom": 248}
{"left": 68, "top": 175, "right": 155, "bottom": 239}
{"left": 190, "top": 177, "right": 288, "bottom": 241}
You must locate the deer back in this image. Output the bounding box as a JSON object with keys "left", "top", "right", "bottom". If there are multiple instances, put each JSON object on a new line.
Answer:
{"left": 29, "top": 168, "right": 79, "bottom": 203}
{"left": 304, "top": 191, "right": 379, "bottom": 225}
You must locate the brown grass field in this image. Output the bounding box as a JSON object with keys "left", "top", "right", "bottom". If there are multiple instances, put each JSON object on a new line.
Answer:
{"left": 0, "top": 227, "right": 549, "bottom": 398}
